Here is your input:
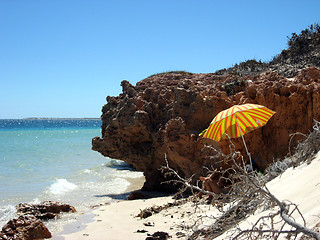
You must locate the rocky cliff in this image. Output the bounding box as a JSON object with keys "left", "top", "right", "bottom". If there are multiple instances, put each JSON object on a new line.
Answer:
{"left": 92, "top": 67, "right": 320, "bottom": 191}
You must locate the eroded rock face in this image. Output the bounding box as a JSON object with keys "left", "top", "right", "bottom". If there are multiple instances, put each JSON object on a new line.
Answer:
{"left": 0, "top": 215, "right": 52, "bottom": 240}
{"left": 16, "top": 201, "right": 76, "bottom": 220}
{"left": 92, "top": 68, "right": 320, "bottom": 191}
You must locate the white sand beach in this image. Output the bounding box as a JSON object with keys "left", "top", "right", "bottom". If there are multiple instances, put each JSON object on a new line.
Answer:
{"left": 56, "top": 153, "right": 320, "bottom": 240}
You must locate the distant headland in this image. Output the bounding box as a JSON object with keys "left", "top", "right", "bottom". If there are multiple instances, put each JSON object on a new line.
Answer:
{"left": 23, "top": 118, "right": 101, "bottom": 120}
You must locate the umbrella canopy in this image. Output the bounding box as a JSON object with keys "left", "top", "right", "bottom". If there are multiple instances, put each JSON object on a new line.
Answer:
{"left": 203, "top": 103, "right": 276, "bottom": 142}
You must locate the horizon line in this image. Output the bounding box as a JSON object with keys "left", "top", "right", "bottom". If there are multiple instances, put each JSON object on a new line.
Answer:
{"left": 0, "top": 117, "right": 101, "bottom": 120}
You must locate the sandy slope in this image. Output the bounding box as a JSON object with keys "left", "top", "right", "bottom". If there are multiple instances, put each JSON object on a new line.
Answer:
{"left": 57, "top": 153, "right": 320, "bottom": 240}
{"left": 216, "top": 152, "right": 320, "bottom": 239}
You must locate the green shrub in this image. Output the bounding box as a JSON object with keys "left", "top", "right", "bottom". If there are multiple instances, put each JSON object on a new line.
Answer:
{"left": 148, "top": 70, "right": 193, "bottom": 78}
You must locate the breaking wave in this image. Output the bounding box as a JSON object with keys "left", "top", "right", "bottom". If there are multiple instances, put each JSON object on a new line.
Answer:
{"left": 48, "top": 179, "right": 78, "bottom": 195}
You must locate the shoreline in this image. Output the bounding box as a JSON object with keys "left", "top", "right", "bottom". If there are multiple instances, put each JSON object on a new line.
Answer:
{"left": 51, "top": 175, "right": 146, "bottom": 239}
{"left": 56, "top": 195, "right": 179, "bottom": 240}
{"left": 55, "top": 153, "right": 320, "bottom": 240}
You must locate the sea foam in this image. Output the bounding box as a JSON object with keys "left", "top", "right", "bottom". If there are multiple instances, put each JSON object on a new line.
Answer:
{"left": 48, "top": 179, "right": 78, "bottom": 195}
{"left": 0, "top": 205, "right": 16, "bottom": 228}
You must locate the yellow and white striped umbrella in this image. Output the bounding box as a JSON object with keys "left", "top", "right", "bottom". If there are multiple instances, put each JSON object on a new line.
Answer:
{"left": 203, "top": 103, "right": 275, "bottom": 142}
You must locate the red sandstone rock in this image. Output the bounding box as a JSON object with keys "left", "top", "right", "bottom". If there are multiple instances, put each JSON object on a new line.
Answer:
{"left": 92, "top": 68, "right": 320, "bottom": 191}
{"left": 0, "top": 215, "right": 52, "bottom": 240}
{"left": 16, "top": 201, "right": 76, "bottom": 220}
{"left": 127, "top": 191, "right": 150, "bottom": 200}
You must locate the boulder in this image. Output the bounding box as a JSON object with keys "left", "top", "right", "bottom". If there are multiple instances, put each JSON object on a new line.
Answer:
{"left": 16, "top": 201, "right": 76, "bottom": 220}
{"left": 0, "top": 215, "right": 52, "bottom": 240}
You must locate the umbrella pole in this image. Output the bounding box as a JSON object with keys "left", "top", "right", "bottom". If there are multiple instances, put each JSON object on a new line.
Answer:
{"left": 240, "top": 131, "right": 253, "bottom": 171}
{"left": 237, "top": 120, "right": 253, "bottom": 171}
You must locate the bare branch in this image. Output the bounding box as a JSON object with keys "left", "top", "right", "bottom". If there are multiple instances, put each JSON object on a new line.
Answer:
{"left": 161, "top": 131, "right": 320, "bottom": 239}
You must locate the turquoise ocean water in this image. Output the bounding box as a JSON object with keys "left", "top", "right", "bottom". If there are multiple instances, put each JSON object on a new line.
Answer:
{"left": 0, "top": 119, "right": 143, "bottom": 233}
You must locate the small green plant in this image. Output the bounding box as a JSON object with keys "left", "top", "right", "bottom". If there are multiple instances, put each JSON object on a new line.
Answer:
{"left": 215, "top": 59, "right": 268, "bottom": 76}
{"left": 287, "top": 23, "right": 320, "bottom": 48}
{"left": 148, "top": 70, "right": 193, "bottom": 78}
{"left": 216, "top": 23, "right": 320, "bottom": 77}
{"left": 223, "top": 79, "right": 245, "bottom": 96}
{"left": 272, "top": 23, "right": 320, "bottom": 64}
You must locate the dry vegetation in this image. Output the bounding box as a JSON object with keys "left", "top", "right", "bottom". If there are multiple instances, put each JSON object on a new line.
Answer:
{"left": 158, "top": 120, "right": 320, "bottom": 239}
{"left": 215, "top": 23, "right": 320, "bottom": 77}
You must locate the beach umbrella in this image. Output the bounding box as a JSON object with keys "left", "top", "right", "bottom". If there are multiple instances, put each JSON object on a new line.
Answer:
{"left": 202, "top": 103, "right": 276, "bottom": 168}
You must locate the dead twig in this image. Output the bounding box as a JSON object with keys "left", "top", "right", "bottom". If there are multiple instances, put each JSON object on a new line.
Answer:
{"left": 161, "top": 127, "right": 320, "bottom": 239}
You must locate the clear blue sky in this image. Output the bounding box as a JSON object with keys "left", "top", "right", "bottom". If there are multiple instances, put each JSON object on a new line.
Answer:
{"left": 1, "top": 1, "right": 319, "bottom": 119}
